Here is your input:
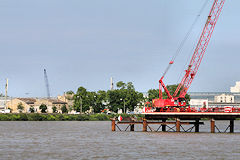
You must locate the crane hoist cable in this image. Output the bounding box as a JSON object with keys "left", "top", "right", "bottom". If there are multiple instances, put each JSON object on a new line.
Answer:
{"left": 162, "top": 0, "right": 209, "bottom": 78}
{"left": 176, "top": 21, "right": 206, "bottom": 84}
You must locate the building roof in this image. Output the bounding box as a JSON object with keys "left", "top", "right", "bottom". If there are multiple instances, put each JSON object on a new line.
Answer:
{"left": 17, "top": 98, "right": 67, "bottom": 105}
{"left": 18, "top": 98, "right": 36, "bottom": 104}
{"left": 45, "top": 99, "right": 67, "bottom": 104}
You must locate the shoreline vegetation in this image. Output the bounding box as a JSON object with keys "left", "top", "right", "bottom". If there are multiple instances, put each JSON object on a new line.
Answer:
{"left": 0, "top": 113, "right": 145, "bottom": 121}
{"left": 0, "top": 113, "right": 238, "bottom": 121}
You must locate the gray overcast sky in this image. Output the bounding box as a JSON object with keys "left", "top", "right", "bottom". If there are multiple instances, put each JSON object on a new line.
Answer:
{"left": 0, "top": 0, "right": 239, "bottom": 97}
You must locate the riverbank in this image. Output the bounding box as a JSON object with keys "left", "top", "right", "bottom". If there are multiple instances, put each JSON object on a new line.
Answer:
{"left": 0, "top": 113, "right": 145, "bottom": 121}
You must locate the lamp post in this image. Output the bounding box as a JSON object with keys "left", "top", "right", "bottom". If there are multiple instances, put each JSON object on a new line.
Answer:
{"left": 77, "top": 96, "right": 83, "bottom": 114}
{"left": 120, "top": 98, "right": 126, "bottom": 113}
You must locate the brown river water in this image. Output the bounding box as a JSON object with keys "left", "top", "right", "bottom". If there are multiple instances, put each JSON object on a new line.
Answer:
{"left": 0, "top": 121, "right": 239, "bottom": 160}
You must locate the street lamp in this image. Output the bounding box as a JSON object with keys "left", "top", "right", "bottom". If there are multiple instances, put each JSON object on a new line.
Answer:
{"left": 120, "top": 98, "right": 126, "bottom": 113}
{"left": 77, "top": 96, "right": 83, "bottom": 114}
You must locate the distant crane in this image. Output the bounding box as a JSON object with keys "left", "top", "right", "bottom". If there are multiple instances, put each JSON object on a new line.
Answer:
{"left": 44, "top": 69, "right": 51, "bottom": 99}
{"left": 4, "top": 78, "right": 8, "bottom": 110}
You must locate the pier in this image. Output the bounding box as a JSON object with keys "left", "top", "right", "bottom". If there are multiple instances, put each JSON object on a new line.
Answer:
{"left": 111, "top": 112, "right": 240, "bottom": 133}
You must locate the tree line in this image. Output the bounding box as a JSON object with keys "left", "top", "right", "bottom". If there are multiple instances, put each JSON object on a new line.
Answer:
{"left": 71, "top": 81, "right": 190, "bottom": 113}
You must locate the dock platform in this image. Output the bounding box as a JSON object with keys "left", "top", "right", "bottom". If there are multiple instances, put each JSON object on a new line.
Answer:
{"left": 111, "top": 112, "right": 240, "bottom": 133}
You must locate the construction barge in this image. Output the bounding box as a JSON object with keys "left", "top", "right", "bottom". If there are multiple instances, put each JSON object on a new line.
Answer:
{"left": 111, "top": 112, "right": 240, "bottom": 133}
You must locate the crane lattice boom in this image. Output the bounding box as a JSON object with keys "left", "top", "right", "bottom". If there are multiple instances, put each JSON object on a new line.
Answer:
{"left": 174, "top": 0, "right": 226, "bottom": 98}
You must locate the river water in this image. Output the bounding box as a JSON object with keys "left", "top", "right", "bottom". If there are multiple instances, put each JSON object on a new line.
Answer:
{"left": 0, "top": 121, "right": 239, "bottom": 160}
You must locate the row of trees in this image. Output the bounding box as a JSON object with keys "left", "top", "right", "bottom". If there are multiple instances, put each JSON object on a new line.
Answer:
{"left": 71, "top": 81, "right": 191, "bottom": 113}
{"left": 72, "top": 81, "right": 144, "bottom": 113}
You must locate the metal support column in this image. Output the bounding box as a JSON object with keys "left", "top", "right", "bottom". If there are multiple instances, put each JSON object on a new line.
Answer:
{"left": 195, "top": 119, "right": 200, "bottom": 132}
{"left": 230, "top": 120, "right": 234, "bottom": 133}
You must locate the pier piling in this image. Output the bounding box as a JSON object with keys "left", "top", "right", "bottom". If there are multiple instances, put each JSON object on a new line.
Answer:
{"left": 230, "top": 120, "right": 234, "bottom": 133}
{"left": 130, "top": 124, "right": 134, "bottom": 131}
{"left": 176, "top": 119, "right": 180, "bottom": 132}
{"left": 162, "top": 119, "right": 166, "bottom": 132}
{"left": 211, "top": 119, "right": 215, "bottom": 133}
{"left": 143, "top": 119, "right": 147, "bottom": 132}
{"left": 111, "top": 119, "right": 116, "bottom": 132}
{"left": 195, "top": 119, "right": 200, "bottom": 132}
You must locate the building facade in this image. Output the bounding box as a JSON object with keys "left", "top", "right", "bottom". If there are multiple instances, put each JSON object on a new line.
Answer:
{"left": 6, "top": 98, "right": 68, "bottom": 113}
{"left": 214, "top": 94, "right": 234, "bottom": 103}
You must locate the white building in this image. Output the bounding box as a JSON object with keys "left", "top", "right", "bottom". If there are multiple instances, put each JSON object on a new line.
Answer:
{"left": 214, "top": 94, "right": 234, "bottom": 103}
{"left": 231, "top": 81, "right": 240, "bottom": 93}
{"left": 190, "top": 99, "right": 208, "bottom": 108}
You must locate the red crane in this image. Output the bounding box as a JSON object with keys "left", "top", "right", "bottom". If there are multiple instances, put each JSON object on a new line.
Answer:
{"left": 152, "top": 0, "right": 226, "bottom": 109}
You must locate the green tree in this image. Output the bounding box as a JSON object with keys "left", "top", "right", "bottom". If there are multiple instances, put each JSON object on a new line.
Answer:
{"left": 107, "top": 89, "right": 122, "bottom": 113}
{"left": 116, "top": 81, "right": 126, "bottom": 89}
{"left": 52, "top": 106, "right": 57, "bottom": 113}
{"left": 66, "top": 90, "right": 74, "bottom": 95}
{"left": 68, "top": 106, "right": 74, "bottom": 112}
{"left": 73, "top": 86, "right": 89, "bottom": 113}
{"left": 29, "top": 106, "right": 35, "bottom": 113}
{"left": 147, "top": 89, "right": 159, "bottom": 102}
{"left": 17, "top": 103, "right": 24, "bottom": 113}
{"left": 61, "top": 104, "right": 68, "bottom": 113}
{"left": 39, "top": 104, "right": 47, "bottom": 113}
{"left": 107, "top": 81, "right": 144, "bottom": 113}
{"left": 93, "top": 90, "right": 107, "bottom": 113}
{"left": 65, "top": 90, "right": 74, "bottom": 100}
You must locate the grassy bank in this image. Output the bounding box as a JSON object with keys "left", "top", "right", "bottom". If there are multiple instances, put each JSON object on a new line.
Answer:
{"left": 0, "top": 113, "right": 145, "bottom": 121}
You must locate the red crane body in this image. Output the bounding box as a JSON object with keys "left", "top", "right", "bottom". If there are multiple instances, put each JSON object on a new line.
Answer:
{"left": 152, "top": 0, "right": 226, "bottom": 108}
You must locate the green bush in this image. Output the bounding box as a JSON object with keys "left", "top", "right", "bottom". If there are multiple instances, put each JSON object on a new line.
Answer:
{"left": 0, "top": 113, "right": 144, "bottom": 121}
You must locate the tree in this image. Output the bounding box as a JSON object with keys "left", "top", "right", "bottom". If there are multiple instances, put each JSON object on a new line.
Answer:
{"left": 116, "top": 81, "right": 126, "bottom": 89}
{"left": 68, "top": 106, "right": 74, "bottom": 112}
{"left": 66, "top": 90, "right": 74, "bottom": 95}
{"left": 65, "top": 90, "right": 74, "bottom": 100}
{"left": 52, "top": 106, "right": 57, "bottom": 113}
{"left": 73, "top": 86, "right": 89, "bottom": 113}
{"left": 61, "top": 104, "right": 68, "bottom": 113}
{"left": 94, "top": 90, "right": 107, "bottom": 113}
{"left": 17, "top": 103, "right": 24, "bottom": 113}
{"left": 39, "top": 104, "right": 47, "bottom": 113}
{"left": 107, "top": 81, "right": 144, "bottom": 113}
{"left": 29, "top": 107, "right": 35, "bottom": 113}
{"left": 147, "top": 89, "right": 159, "bottom": 102}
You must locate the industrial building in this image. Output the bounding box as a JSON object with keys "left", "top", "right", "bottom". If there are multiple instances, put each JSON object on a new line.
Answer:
{"left": 189, "top": 81, "right": 240, "bottom": 108}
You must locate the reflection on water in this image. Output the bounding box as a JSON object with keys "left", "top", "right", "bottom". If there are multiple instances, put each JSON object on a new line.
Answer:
{"left": 0, "top": 121, "right": 239, "bottom": 160}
